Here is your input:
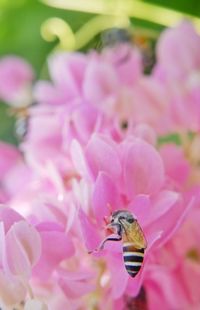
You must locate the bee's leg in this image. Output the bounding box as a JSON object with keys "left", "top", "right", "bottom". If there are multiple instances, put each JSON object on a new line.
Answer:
{"left": 88, "top": 234, "right": 122, "bottom": 254}
{"left": 98, "top": 234, "right": 122, "bottom": 250}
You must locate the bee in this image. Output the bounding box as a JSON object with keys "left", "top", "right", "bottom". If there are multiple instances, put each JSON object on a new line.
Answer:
{"left": 100, "top": 27, "right": 157, "bottom": 73}
{"left": 89, "top": 210, "right": 147, "bottom": 277}
{"left": 101, "top": 27, "right": 132, "bottom": 48}
{"left": 8, "top": 103, "right": 35, "bottom": 141}
{"left": 15, "top": 109, "right": 29, "bottom": 140}
{"left": 100, "top": 27, "right": 132, "bottom": 65}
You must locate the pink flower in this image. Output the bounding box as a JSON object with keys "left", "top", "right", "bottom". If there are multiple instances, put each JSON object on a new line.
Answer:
{"left": 33, "top": 46, "right": 143, "bottom": 134}
{"left": 33, "top": 221, "right": 75, "bottom": 281}
{"left": 0, "top": 205, "right": 76, "bottom": 308}
{"left": 102, "top": 43, "right": 142, "bottom": 86}
{"left": 0, "top": 142, "right": 32, "bottom": 204}
{"left": 160, "top": 144, "right": 190, "bottom": 189}
{"left": 153, "top": 21, "right": 200, "bottom": 132}
{"left": 145, "top": 200, "right": 200, "bottom": 310}
{"left": 0, "top": 206, "right": 41, "bottom": 307}
{"left": 0, "top": 142, "right": 21, "bottom": 179}
{"left": 34, "top": 46, "right": 142, "bottom": 107}
{"left": 34, "top": 52, "right": 87, "bottom": 106}
{"left": 0, "top": 142, "right": 25, "bottom": 203}
{"left": 1, "top": 22, "right": 200, "bottom": 309}
{"left": 71, "top": 134, "right": 193, "bottom": 304}
{"left": 57, "top": 268, "right": 96, "bottom": 299}
{"left": 22, "top": 104, "right": 67, "bottom": 174}
{"left": 0, "top": 56, "right": 34, "bottom": 107}
{"left": 154, "top": 21, "right": 200, "bottom": 82}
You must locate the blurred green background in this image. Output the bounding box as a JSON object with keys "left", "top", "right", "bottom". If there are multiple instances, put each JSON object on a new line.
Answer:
{"left": 0, "top": 0, "right": 200, "bottom": 144}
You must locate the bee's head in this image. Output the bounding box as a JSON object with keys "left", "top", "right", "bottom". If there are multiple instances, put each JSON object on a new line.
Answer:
{"left": 101, "top": 28, "right": 131, "bottom": 48}
{"left": 110, "top": 210, "right": 135, "bottom": 226}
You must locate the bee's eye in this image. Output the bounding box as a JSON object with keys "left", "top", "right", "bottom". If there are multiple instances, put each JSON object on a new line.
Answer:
{"left": 110, "top": 218, "right": 114, "bottom": 223}
{"left": 127, "top": 217, "right": 134, "bottom": 223}
{"left": 119, "top": 216, "right": 134, "bottom": 223}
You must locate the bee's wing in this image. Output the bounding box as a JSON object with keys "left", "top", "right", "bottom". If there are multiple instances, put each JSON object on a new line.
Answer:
{"left": 125, "top": 220, "right": 147, "bottom": 249}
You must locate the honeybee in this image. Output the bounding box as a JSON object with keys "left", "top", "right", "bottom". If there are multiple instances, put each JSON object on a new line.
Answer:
{"left": 101, "top": 27, "right": 132, "bottom": 48}
{"left": 89, "top": 210, "right": 147, "bottom": 277}
{"left": 100, "top": 27, "right": 156, "bottom": 73}
{"left": 9, "top": 103, "right": 35, "bottom": 141}
{"left": 14, "top": 107, "right": 30, "bottom": 140}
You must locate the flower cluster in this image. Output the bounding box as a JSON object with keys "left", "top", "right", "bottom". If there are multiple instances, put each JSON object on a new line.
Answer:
{"left": 0, "top": 21, "right": 200, "bottom": 309}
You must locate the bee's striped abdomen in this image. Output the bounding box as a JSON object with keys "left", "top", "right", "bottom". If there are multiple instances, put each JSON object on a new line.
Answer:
{"left": 123, "top": 242, "right": 144, "bottom": 277}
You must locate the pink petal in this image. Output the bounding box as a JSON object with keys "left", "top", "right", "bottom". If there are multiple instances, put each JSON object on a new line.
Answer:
{"left": 70, "top": 104, "right": 99, "bottom": 143}
{"left": 145, "top": 267, "right": 188, "bottom": 310}
{"left": 5, "top": 221, "right": 41, "bottom": 278}
{"left": 130, "top": 191, "right": 180, "bottom": 230}
{"left": 48, "top": 52, "right": 87, "bottom": 97}
{"left": 34, "top": 222, "right": 74, "bottom": 280}
{"left": 0, "top": 222, "right": 6, "bottom": 268}
{"left": 130, "top": 77, "right": 167, "bottom": 126}
{"left": 85, "top": 134, "right": 121, "bottom": 180}
{"left": 126, "top": 263, "right": 147, "bottom": 297}
{"left": 70, "top": 139, "right": 90, "bottom": 178}
{"left": 160, "top": 144, "right": 190, "bottom": 186}
{"left": 113, "top": 298, "right": 125, "bottom": 310}
{"left": 57, "top": 268, "right": 95, "bottom": 299}
{"left": 128, "top": 194, "right": 151, "bottom": 226}
{"left": 92, "top": 172, "right": 121, "bottom": 224}
{"left": 107, "top": 253, "right": 129, "bottom": 299}
{"left": 10, "top": 221, "right": 41, "bottom": 266}
{"left": 72, "top": 178, "right": 91, "bottom": 214}
{"left": 155, "top": 21, "right": 200, "bottom": 80}
{"left": 3, "top": 159, "right": 32, "bottom": 199}
{"left": 112, "top": 45, "right": 142, "bottom": 85}
{"left": 34, "top": 81, "right": 69, "bottom": 105}
{"left": 149, "top": 190, "right": 180, "bottom": 223}
{"left": 180, "top": 260, "right": 200, "bottom": 305}
{"left": 122, "top": 139, "right": 165, "bottom": 199}
{"left": 0, "top": 56, "right": 34, "bottom": 104}
{"left": 78, "top": 209, "right": 101, "bottom": 252}
{"left": 0, "top": 206, "right": 24, "bottom": 233}
{"left": 133, "top": 123, "right": 157, "bottom": 145}
{"left": 83, "top": 58, "right": 118, "bottom": 103}
{"left": 145, "top": 196, "right": 194, "bottom": 247}
{"left": 145, "top": 230, "right": 163, "bottom": 253}
{"left": 27, "top": 107, "right": 62, "bottom": 145}
{"left": 0, "top": 142, "right": 22, "bottom": 179}
{"left": 0, "top": 270, "right": 26, "bottom": 306}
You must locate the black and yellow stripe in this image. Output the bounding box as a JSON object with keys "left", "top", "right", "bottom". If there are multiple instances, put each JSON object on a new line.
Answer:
{"left": 123, "top": 242, "right": 144, "bottom": 277}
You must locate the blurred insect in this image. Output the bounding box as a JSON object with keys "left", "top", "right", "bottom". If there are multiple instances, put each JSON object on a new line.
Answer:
{"left": 100, "top": 27, "right": 133, "bottom": 64}
{"left": 14, "top": 107, "right": 29, "bottom": 140}
{"left": 89, "top": 210, "right": 147, "bottom": 278}
{"left": 100, "top": 26, "right": 157, "bottom": 73}
{"left": 101, "top": 27, "right": 132, "bottom": 47}
{"left": 9, "top": 104, "right": 35, "bottom": 141}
